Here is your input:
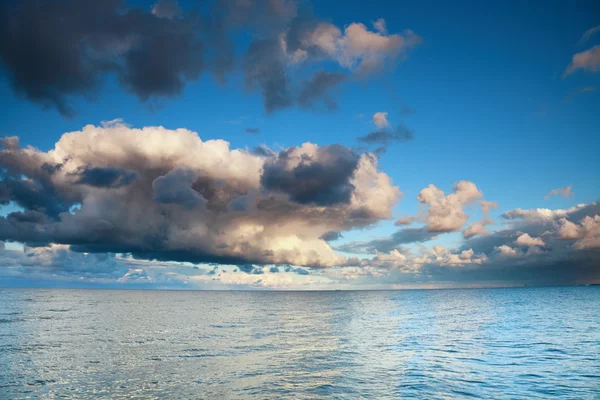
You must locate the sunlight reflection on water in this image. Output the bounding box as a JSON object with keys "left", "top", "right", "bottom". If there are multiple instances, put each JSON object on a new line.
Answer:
{"left": 0, "top": 287, "right": 599, "bottom": 398}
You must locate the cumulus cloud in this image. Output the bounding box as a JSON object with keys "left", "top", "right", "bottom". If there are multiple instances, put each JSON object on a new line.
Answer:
{"left": 515, "top": 233, "right": 545, "bottom": 247}
{"left": 564, "top": 45, "right": 600, "bottom": 77}
{"left": 544, "top": 185, "right": 574, "bottom": 200}
{"left": 152, "top": 0, "right": 182, "bottom": 19}
{"left": 463, "top": 200, "right": 498, "bottom": 238}
{"left": 0, "top": 122, "right": 401, "bottom": 268}
{"left": 558, "top": 215, "right": 600, "bottom": 249}
{"left": 0, "top": 1, "right": 421, "bottom": 116}
{"left": 340, "top": 181, "right": 494, "bottom": 255}
{"left": 395, "top": 216, "right": 419, "bottom": 226}
{"left": 352, "top": 201, "right": 600, "bottom": 286}
{"left": 417, "top": 181, "right": 484, "bottom": 232}
{"left": 286, "top": 19, "right": 421, "bottom": 75}
{"left": 372, "top": 112, "right": 389, "bottom": 128}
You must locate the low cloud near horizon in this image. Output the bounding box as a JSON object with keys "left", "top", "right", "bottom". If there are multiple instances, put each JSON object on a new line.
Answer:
{"left": 0, "top": 122, "right": 598, "bottom": 289}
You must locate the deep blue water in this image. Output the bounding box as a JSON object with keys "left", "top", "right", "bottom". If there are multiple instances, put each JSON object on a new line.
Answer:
{"left": 0, "top": 287, "right": 598, "bottom": 399}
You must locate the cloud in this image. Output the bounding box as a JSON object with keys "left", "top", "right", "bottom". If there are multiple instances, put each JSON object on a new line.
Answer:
{"left": 545, "top": 185, "right": 574, "bottom": 200}
{"left": 463, "top": 220, "right": 493, "bottom": 239}
{"left": 341, "top": 181, "right": 495, "bottom": 255}
{"left": 297, "top": 71, "right": 346, "bottom": 110}
{"left": 320, "top": 231, "right": 342, "bottom": 242}
{"left": 335, "top": 227, "right": 437, "bottom": 254}
{"left": 152, "top": 167, "right": 206, "bottom": 209}
{"left": 261, "top": 143, "right": 360, "bottom": 206}
{"left": 558, "top": 215, "right": 600, "bottom": 249}
{"left": 579, "top": 25, "right": 600, "bottom": 46}
{"left": 357, "top": 123, "right": 413, "bottom": 154}
{"left": 515, "top": 233, "right": 545, "bottom": 247}
{"left": 355, "top": 201, "right": 600, "bottom": 286}
{"left": 372, "top": 112, "right": 389, "bottom": 128}
{"left": 395, "top": 216, "right": 419, "bottom": 226}
{"left": 564, "top": 45, "right": 600, "bottom": 77}
{"left": 373, "top": 18, "right": 387, "bottom": 34}
{"left": 417, "top": 181, "right": 484, "bottom": 232}
{"left": 152, "top": 0, "right": 182, "bottom": 19}
{"left": 0, "top": 122, "right": 401, "bottom": 268}
{"left": 0, "top": 1, "right": 421, "bottom": 116}
{"left": 73, "top": 166, "right": 137, "bottom": 188}
{"left": 0, "top": 0, "right": 205, "bottom": 117}
{"left": 462, "top": 200, "right": 498, "bottom": 238}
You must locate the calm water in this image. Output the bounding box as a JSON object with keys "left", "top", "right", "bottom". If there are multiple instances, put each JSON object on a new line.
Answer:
{"left": 0, "top": 287, "right": 598, "bottom": 399}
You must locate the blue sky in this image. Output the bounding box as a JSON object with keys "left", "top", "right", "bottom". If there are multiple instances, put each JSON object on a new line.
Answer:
{"left": 0, "top": 0, "right": 598, "bottom": 289}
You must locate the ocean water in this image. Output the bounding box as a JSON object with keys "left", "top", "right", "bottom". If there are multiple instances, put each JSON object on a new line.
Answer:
{"left": 0, "top": 287, "right": 598, "bottom": 399}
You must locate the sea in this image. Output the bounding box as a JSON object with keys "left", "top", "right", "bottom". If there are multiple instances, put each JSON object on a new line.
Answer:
{"left": 0, "top": 286, "right": 598, "bottom": 399}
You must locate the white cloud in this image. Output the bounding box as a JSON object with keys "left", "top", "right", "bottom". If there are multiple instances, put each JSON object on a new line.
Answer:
{"left": 372, "top": 112, "right": 390, "bottom": 128}
{"left": 294, "top": 19, "right": 422, "bottom": 75}
{"left": 558, "top": 215, "right": 600, "bottom": 249}
{"left": 496, "top": 244, "right": 517, "bottom": 257}
{"left": 417, "top": 181, "right": 484, "bottom": 232}
{"left": 515, "top": 233, "right": 545, "bottom": 247}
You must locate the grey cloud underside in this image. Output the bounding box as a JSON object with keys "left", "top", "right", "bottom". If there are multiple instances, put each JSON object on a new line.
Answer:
{"left": 0, "top": 0, "right": 405, "bottom": 116}
{"left": 350, "top": 201, "right": 600, "bottom": 286}
{"left": 390, "top": 254, "right": 600, "bottom": 287}
{"left": 73, "top": 166, "right": 137, "bottom": 188}
{"left": 261, "top": 144, "right": 359, "bottom": 206}
{"left": 0, "top": 0, "right": 205, "bottom": 117}
{"left": 320, "top": 231, "right": 343, "bottom": 242}
{"left": 336, "top": 227, "right": 438, "bottom": 254}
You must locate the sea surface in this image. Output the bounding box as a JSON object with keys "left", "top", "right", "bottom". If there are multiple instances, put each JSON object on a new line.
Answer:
{"left": 0, "top": 287, "right": 598, "bottom": 399}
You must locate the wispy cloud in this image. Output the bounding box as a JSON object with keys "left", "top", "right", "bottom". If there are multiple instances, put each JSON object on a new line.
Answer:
{"left": 579, "top": 24, "right": 600, "bottom": 46}
{"left": 544, "top": 185, "right": 574, "bottom": 200}
{"left": 564, "top": 45, "right": 600, "bottom": 77}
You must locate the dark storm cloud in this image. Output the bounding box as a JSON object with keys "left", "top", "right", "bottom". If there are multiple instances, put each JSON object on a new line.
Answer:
{"left": 243, "top": 38, "right": 293, "bottom": 113}
{"left": 320, "top": 231, "right": 343, "bottom": 242}
{"left": 0, "top": 178, "right": 73, "bottom": 218}
{"left": 152, "top": 168, "right": 206, "bottom": 209}
{"left": 0, "top": 0, "right": 204, "bottom": 117}
{"left": 73, "top": 166, "right": 136, "bottom": 188}
{"left": 336, "top": 227, "right": 438, "bottom": 254}
{"left": 261, "top": 144, "right": 360, "bottom": 206}
{"left": 0, "top": 0, "right": 420, "bottom": 116}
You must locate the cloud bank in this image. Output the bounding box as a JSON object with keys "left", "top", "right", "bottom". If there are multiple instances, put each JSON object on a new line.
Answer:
{"left": 0, "top": 122, "right": 400, "bottom": 268}
{"left": 0, "top": 0, "right": 421, "bottom": 116}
